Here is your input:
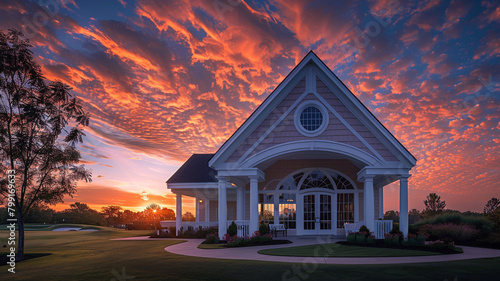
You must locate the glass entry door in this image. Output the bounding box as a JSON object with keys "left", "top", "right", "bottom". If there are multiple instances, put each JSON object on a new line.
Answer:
{"left": 300, "top": 193, "right": 335, "bottom": 235}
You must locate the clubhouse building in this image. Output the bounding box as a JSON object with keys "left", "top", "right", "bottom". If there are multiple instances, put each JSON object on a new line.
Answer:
{"left": 166, "top": 52, "right": 416, "bottom": 239}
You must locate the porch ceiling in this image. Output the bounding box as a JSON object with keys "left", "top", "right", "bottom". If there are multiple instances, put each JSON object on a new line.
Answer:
{"left": 254, "top": 150, "right": 367, "bottom": 171}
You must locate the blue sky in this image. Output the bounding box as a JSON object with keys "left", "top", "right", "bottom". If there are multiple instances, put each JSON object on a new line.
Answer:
{"left": 1, "top": 0, "right": 498, "bottom": 213}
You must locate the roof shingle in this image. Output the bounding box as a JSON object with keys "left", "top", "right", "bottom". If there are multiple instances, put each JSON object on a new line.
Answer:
{"left": 166, "top": 154, "right": 217, "bottom": 183}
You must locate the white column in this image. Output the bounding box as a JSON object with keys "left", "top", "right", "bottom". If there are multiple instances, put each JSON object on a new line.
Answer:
{"left": 237, "top": 186, "right": 245, "bottom": 221}
{"left": 400, "top": 176, "right": 409, "bottom": 238}
{"left": 249, "top": 176, "right": 259, "bottom": 235}
{"left": 218, "top": 177, "right": 227, "bottom": 239}
{"left": 378, "top": 187, "right": 384, "bottom": 219}
{"left": 175, "top": 193, "right": 182, "bottom": 236}
{"left": 363, "top": 176, "right": 375, "bottom": 233}
{"left": 354, "top": 192, "right": 359, "bottom": 222}
{"left": 273, "top": 193, "right": 279, "bottom": 225}
{"left": 195, "top": 197, "right": 200, "bottom": 222}
{"left": 205, "top": 200, "right": 210, "bottom": 222}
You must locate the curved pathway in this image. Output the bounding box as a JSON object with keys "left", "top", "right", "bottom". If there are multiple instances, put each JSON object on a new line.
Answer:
{"left": 114, "top": 236, "right": 500, "bottom": 265}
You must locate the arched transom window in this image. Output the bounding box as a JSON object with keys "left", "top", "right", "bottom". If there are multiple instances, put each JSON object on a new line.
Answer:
{"left": 277, "top": 169, "right": 355, "bottom": 191}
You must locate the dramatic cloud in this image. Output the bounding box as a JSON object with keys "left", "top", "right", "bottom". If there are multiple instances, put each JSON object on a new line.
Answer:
{"left": 1, "top": 0, "right": 498, "bottom": 212}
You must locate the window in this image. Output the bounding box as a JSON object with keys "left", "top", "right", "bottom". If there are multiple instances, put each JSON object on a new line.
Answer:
{"left": 300, "top": 106, "right": 322, "bottom": 131}
{"left": 329, "top": 171, "right": 355, "bottom": 189}
{"left": 337, "top": 193, "right": 354, "bottom": 228}
{"left": 279, "top": 193, "right": 296, "bottom": 229}
{"left": 294, "top": 101, "right": 329, "bottom": 137}
{"left": 278, "top": 172, "right": 303, "bottom": 190}
{"left": 259, "top": 194, "right": 274, "bottom": 225}
{"left": 300, "top": 170, "right": 334, "bottom": 190}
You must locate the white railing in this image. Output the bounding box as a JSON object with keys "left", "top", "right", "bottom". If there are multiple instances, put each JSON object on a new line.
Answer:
{"left": 374, "top": 220, "right": 393, "bottom": 239}
{"left": 344, "top": 220, "right": 392, "bottom": 239}
{"left": 228, "top": 220, "right": 249, "bottom": 237}
{"left": 159, "top": 221, "right": 218, "bottom": 230}
{"left": 344, "top": 221, "right": 364, "bottom": 238}
{"left": 160, "top": 220, "right": 250, "bottom": 236}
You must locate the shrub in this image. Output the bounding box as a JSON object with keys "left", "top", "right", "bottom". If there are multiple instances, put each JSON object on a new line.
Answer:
{"left": 355, "top": 232, "right": 367, "bottom": 244}
{"left": 204, "top": 232, "right": 219, "bottom": 244}
{"left": 417, "top": 234, "right": 426, "bottom": 246}
{"left": 384, "top": 233, "right": 393, "bottom": 245}
{"left": 474, "top": 231, "right": 500, "bottom": 249}
{"left": 391, "top": 234, "right": 402, "bottom": 245}
{"left": 223, "top": 233, "right": 234, "bottom": 242}
{"left": 408, "top": 224, "right": 419, "bottom": 235}
{"left": 419, "top": 223, "right": 481, "bottom": 243}
{"left": 169, "top": 226, "right": 176, "bottom": 235}
{"left": 390, "top": 224, "right": 402, "bottom": 235}
{"left": 367, "top": 235, "right": 376, "bottom": 244}
{"left": 196, "top": 226, "right": 218, "bottom": 238}
{"left": 347, "top": 233, "right": 356, "bottom": 244}
{"left": 228, "top": 221, "right": 237, "bottom": 236}
{"left": 416, "top": 213, "right": 494, "bottom": 237}
{"left": 259, "top": 223, "right": 269, "bottom": 235}
{"left": 358, "top": 225, "right": 370, "bottom": 234}
{"left": 179, "top": 226, "right": 196, "bottom": 237}
{"left": 427, "top": 240, "right": 463, "bottom": 253}
{"left": 404, "top": 233, "right": 424, "bottom": 246}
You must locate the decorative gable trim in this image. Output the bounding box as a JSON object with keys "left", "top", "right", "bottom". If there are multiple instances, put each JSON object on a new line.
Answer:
{"left": 311, "top": 86, "right": 385, "bottom": 161}
{"left": 209, "top": 51, "right": 416, "bottom": 170}
{"left": 310, "top": 56, "right": 416, "bottom": 166}
{"left": 209, "top": 57, "right": 312, "bottom": 168}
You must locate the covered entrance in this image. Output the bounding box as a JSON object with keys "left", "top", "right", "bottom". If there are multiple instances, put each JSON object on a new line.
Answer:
{"left": 272, "top": 168, "right": 358, "bottom": 236}
{"left": 299, "top": 192, "right": 336, "bottom": 235}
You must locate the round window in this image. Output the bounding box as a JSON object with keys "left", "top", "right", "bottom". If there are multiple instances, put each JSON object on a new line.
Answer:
{"left": 294, "top": 101, "right": 329, "bottom": 137}
{"left": 300, "top": 106, "right": 323, "bottom": 131}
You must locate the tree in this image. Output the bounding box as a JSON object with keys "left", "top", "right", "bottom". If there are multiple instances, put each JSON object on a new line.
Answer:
{"left": 408, "top": 208, "right": 421, "bottom": 224}
{"left": 383, "top": 210, "right": 399, "bottom": 223}
{"left": 145, "top": 203, "right": 161, "bottom": 212}
{"left": 158, "top": 207, "right": 175, "bottom": 220}
{"left": 121, "top": 209, "right": 138, "bottom": 224}
{"left": 0, "top": 30, "right": 91, "bottom": 261}
{"left": 182, "top": 211, "right": 195, "bottom": 222}
{"left": 101, "top": 205, "right": 123, "bottom": 226}
{"left": 422, "top": 193, "right": 446, "bottom": 218}
{"left": 484, "top": 198, "right": 500, "bottom": 214}
{"left": 56, "top": 202, "right": 105, "bottom": 225}
{"left": 25, "top": 205, "right": 55, "bottom": 223}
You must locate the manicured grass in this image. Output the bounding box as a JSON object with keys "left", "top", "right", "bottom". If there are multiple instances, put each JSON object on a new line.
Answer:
{"left": 0, "top": 223, "right": 105, "bottom": 231}
{"left": 0, "top": 228, "right": 499, "bottom": 280}
{"left": 258, "top": 243, "right": 443, "bottom": 257}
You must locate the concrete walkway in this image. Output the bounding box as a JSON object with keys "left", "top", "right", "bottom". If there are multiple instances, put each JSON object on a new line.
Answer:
{"left": 114, "top": 236, "right": 500, "bottom": 265}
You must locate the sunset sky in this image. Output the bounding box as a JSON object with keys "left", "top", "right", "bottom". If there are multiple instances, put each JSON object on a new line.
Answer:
{"left": 1, "top": 0, "right": 498, "bottom": 214}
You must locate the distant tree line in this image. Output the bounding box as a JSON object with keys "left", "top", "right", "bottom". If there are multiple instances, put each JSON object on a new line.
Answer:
{"left": 384, "top": 194, "right": 500, "bottom": 224}
{"left": 0, "top": 202, "right": 195, "bottom": 228}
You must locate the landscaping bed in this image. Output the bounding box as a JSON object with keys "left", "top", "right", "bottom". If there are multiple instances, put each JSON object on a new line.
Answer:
{"left": 338, "top": 240, "right": 463, "bottom": 255}
{"left": 199, "top": 239, "right": 292, "bottom": 249}
{"left": 258, "top": 243, "right": 445, "bottom": 257}
{"left": 201, "top": 230, "right": 292, "bottom": 248}
{"left": 345, "top": 225, "right": 463, "bottom": 255}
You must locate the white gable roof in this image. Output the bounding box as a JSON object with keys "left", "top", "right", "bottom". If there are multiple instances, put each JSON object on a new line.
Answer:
{"left": 209, "top": 51, "right": 416, "bottom": 169}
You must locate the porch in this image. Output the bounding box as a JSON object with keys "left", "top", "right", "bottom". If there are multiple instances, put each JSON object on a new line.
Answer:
{"left": 161, "top": 219, "right": 393, "bottom": 239}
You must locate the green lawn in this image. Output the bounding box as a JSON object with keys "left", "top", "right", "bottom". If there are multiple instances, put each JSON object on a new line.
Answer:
{"left": 258, "top": 243, "right": 443, "bottom": 257}
{"left": 0, "top": 223, "right": 104, "bottom": 231}
{"left": 0, "top": 228, "right": 499, "bottom": 280}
